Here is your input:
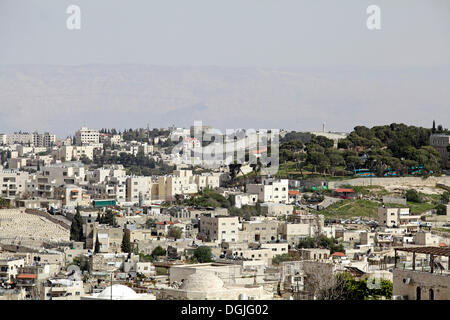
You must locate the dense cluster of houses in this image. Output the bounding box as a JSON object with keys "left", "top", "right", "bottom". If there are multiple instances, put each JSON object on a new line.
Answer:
{"left": 0, "top": 126, "right": 449, "bottom": 300}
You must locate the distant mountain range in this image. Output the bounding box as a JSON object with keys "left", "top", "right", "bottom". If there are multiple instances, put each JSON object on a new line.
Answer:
{"left": 0, "top": 65, "right": 448, "bottom": 137}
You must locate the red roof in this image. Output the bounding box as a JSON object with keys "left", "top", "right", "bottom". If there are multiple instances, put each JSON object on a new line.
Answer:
{"left": 439, "top": 243, "right": 448, "bottom": 247}
{"left": 331, "top": 252, "right": 346, "bottom": 257}
{"left": 17, "top": 274, "right": 37, "bottom": 279}
{"left": 335, "top": 188, "right": 355, "bottom": 193}
{"left": 252, "top": 148, "right": 267, "bottom": 154}
{"left": 288, "top": 190, "right": 301, "bottom": 195}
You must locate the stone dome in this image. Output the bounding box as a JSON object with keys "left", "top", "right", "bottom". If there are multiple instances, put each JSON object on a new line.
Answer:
{"left": 97, "top": 284, "right": 139, "bottom": 300}
{"left": 180, "top": 271, "right": 224, "bottom": 292}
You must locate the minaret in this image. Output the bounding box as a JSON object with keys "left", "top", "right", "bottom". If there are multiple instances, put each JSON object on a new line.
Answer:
{"left": 322, "top": 122, "right": 326, "bottom": 133}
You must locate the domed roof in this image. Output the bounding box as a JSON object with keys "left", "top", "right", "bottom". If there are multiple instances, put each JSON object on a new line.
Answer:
{"left": 97, "top": 284, "right": 139, "bottom": 300}
{"left": 179, "top": 271, "right": 224, "bottom": 292}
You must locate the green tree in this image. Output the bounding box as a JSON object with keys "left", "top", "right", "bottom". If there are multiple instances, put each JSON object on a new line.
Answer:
{"left": 193, "top": 246, "right": 214, "bottom": 263}
{"left": 406, "top": 189, "right": 422, "bottom": 203}
{"left": 97, "top": 210, "right": 118, "bottom": 226}
{"left": 298, "top": 235, "right": 344, "bottom": 254}
{"left": 167, "top": 226, "right": 183, "bottom": 240}
{"left": 70, "top": 207, "right": 84, "bottom": 242}
{"left": 80, "top": 155, "right": 92, "bottom": 165}
{"left": 440, "top": 191, "right": 450, "bottom": 204}
{"left": 318, "top": 273, "right": 393, "bottom": 300}
{"left": 151, "top": 246, "right": 166, "bottom": 257}
{"left": 272, "top": 253, "right": 296, "bottom": 265}
{"left": 255, "top": 202, "right": 261, "bottom": 215}
{"left": 71, "top": 256, "right": 89, "bottom": 272}
{"left": 121, "top": 228, "right": 132, "bottom": 253}
{"left": 298, "top": 237, "right": 316, "bottom": 249}
{"left": 145, "top": 217, "right": 156, "bottom": 229}
{"left": 0, "top": 198, "right": 9, "bottom": 209}
{"left": 94, "top": 233, "right": 100, "bottom": 253}
{"left": 436, "top": 204, "right": 448, "bottom": 215}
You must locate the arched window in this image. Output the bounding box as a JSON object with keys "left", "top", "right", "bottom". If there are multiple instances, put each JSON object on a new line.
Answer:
{"left": 429, "top": 289, "right": 434, "bottom": 301}
{"left": 416, "top": 287, "right": 421, "bottom": 300}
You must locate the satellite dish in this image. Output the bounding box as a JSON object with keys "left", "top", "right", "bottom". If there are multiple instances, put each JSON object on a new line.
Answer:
{"left": 67, "top": 264, "right": 82, "bottom": 276}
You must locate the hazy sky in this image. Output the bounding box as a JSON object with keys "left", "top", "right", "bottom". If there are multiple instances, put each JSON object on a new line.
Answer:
{"left": 1, "top": 0, "right": 449, "bottom": 67}
{"left": 0, "top": 1, "right": 449, "bottom": 136}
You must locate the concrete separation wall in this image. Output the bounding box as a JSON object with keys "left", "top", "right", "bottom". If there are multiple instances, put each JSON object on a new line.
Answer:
{"left": 329, "top": 176, "right": 450, "bottom": 189}
{"left": 25, "top": 209, "right": 70, "bottom": 230}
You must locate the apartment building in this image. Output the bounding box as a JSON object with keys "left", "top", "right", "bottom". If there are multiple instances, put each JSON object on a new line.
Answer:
{"left": 228, "top": 248, "right": 274, "bottom": 265}
{"left": 1, "top": 133, "right": 33, "bottom": 145}
{"left": 138, "top": 143, "right": 154, "bottom": 155}
{"left": 58, "top": 145, "right": 94, "bottom": 161}
{"left": 27, "top": 163, "right": 86, "bottom": 198}
{"left": 278, "top": 223, "right": 316, "bottom": 247}
{"left": 0, "top": 258, "right": 25, "bottom": 283}
{"left": 414, "top": 231, "right": 441, "bottom": 246}
{"left": 430, "top": 134, "right": 450, "bottom": 168}
{"left": 100, "top": 133, "right": 122, "bottom": 145}
{"left": 7, "top": 158, "right": 27, "bottom": 170}
{"left": 16, "top": 145, "right": 47, "bottom": 157}
{"left": 240, "top": 219, "right": 279, "bottom": 243}
{"left": 374, "top": 232, "right": 394, "bottom": 250}
{"left": 157, "top": 169, "right": 219, "bottom": 201}
{"left": 260, "top": 203, "right": 294, "bottom": 217}
{"left": 88, "top": 166, "right": 126, "bottom": 184}
{"left": 96, "top": 226, "right": 124, "bottom": 253}
{"left": 75, "top": 127, "right": 100, "bottom": 145}
{"left": 54, "top": 185, "right": 90, "bottom": 207}
{"left": 260, "top": 242, "right": 289, "bottom": 257}
{"left": 157, "top": 176, "right": 194, "bottom": 201}
{"left": 231, "top": 193, "right": 258, "bottom": 208}
{"left": 40, "top": 277, "right": 85, "bottom": 300}
{"left": 0, "top": 170, "right": 29, "bottom": 198}
{"left": 0, "top": 132, "right": 55, "bottom": 147}
{"left": 126, "top": 176, "right": 152, "bottom": 204}
{"left": 247, "top": 179, "right": 289, "bottom": 204}
{"left": 199, "top": 216, "right": 239, "bottom": 243}
{"left": 33, "top": 132, "right": 56, "bottom": 147}
{"left": 360, "top": 232, "right": 376, "bottom": 246}
{"left": 193, "top": 174, "right": 220, "bottom": 191}
{"left": 88, "top": 177, "right": 127, "bottom": 204}
{"left": 378, "top": 207, "right": 421, "bottom": 232}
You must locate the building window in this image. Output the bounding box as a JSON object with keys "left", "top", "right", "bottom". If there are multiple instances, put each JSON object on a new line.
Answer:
{"left": 416, "top": 287, "right": 421, "bottom": 300}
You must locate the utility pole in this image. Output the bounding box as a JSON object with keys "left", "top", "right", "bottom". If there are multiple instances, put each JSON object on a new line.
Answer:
{"left": 110, "top": 272, "right": 113, "bottom": 300}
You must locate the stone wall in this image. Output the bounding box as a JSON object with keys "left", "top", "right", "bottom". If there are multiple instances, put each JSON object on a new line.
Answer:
{"left": 329, "top": 176, "right": 450, "bottom": 189}
{"left": 393, "top": 269, "right": 450, "bottom": 300}
{"left": 25, "top": 209, "right": 70, "bottom": 230}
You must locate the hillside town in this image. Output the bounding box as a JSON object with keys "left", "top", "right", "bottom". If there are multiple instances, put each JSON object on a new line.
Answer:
{"left": 0, "top": 123, "right": 449, "bottom": 301}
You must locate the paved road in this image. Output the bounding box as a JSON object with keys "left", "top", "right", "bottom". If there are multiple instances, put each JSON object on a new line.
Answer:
{"left": 319, "top": 196, "right": 342, "bottom": 208}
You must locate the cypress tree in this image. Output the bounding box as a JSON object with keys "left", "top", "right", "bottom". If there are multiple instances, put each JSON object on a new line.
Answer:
{"left": 121, "top": 228, "right": 131, "bottom": 253}
{"left": 70, "top": 207, "right": 84, "bottom": 242}
{"left": 255, "top": 202, "right": 261, "bottom": 215}
{"left": 94, "top": 233, "right": 100, "bottom": 253}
